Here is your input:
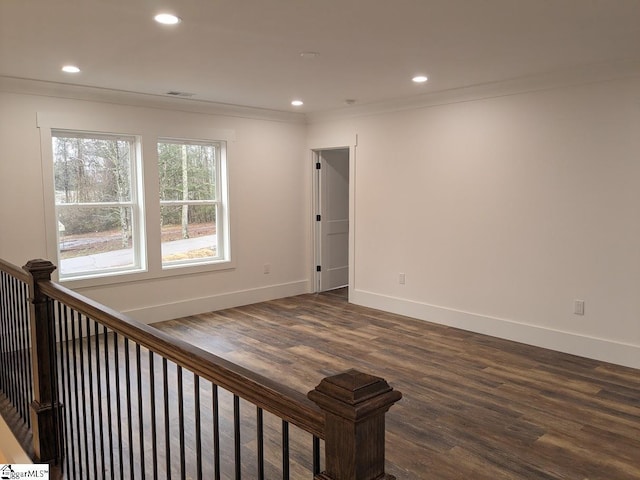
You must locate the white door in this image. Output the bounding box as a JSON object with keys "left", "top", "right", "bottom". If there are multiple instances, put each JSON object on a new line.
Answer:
{"left": 316, "top": 149, "right": 349, "bottom": 291}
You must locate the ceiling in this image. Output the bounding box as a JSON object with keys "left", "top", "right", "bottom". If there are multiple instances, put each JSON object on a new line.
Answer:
{"left": 2, "top": 0, "right": 640, "bottom": 114}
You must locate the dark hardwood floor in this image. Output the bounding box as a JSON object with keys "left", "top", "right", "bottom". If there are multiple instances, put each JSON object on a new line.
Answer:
{"left": 154, "top": 288, "right": 640, "bottom": 480}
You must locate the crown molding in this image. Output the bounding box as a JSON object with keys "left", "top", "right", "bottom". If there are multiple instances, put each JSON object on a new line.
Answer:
{"left": 306, "top": 60, "right": 640, "bottom": 124}
{"left": 0, "top": 76, "right": 306, "bottom": 124}
{"left": 3, "top": 60, "right": 639, "bottom": 126}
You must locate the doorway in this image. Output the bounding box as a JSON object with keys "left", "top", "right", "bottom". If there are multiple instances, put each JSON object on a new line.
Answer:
{"left": 314, "top": 148, "right": 350, "bottom": 292}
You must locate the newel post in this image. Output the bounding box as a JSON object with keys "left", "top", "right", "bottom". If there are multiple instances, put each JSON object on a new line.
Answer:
{"left": 308, "top": 369, "right": 402, "bottom": 480}
{"left": 23, "top": 259, "right": 61, "bottom": 463}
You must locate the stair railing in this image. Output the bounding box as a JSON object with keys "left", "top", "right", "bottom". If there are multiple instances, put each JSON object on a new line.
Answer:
{"left": 1, "top": 258, "right": 401, "bottom": 480}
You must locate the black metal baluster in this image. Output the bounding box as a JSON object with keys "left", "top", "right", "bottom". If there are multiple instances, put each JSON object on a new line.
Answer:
{"left": 312, "top": 436, "right": 321, "bottom": 476}
{"left": 0, "top": 274, "right": 7, "bottom": 391}
{"left": 16, "top": 279, "right": 25, "bottom": 417}
{"left": 63, "top": 306, "right": 78, "bottom": 479}
{"left": 282, "top": 420, "right": 290, "bottom": 480}
{"left": 22, "top": 281, "right": 33, "bottom": 428}
{"left": 178, "top": 366, "right": 185, "bottom": 480}
{"left": 256, "top": 407, "right": 264, "bottom": 480}
{"left": 194, "top": 375, "right": 202, "bottom": 480}
{"left": 17, "top": 282, "right": 27, "bottom": 418}
{"left": 56, "top": 303, "right": 71, "bottom": 478}
{"left": 17, "top": 280, "right": 29, "bottom": 425}
{"left": 94, "top": 320, "right": 105, "bottom": 479}
{"left": 212, "top": 384, "right": 220, "bottom": 480}
{"left": 163, "top": 358, "right": 171, "bottom": 480}
{"left": 0, "top": 275, "right": 10, "bottom": 412}
{"left": 0, "top": 275, "right": 10, "bottom": 400}
{"left": 103, "top": 326, "right": 114, "bottom": 480}
{"left": 136, "top": 344, "right": 146, "bottom": 480}
{"left": 6, "top": 278, "right": 17, "bottom": 412}
{"left": 113, "top": 333, "right": 124, "bottom": 480}
{"left": 124, "top": 338, "right": 134, "bottom": 479}
{"left": 21, "top": 282, "right": 32, "bottom": 427}
{"left": 149, "top": 352, "right": 158, "bottom": 480}
{"left": 10, "top": 278, "right": 20, "bottom": 420}
{"left": 7, "top": 279, "right": 19, "bottom": 418}
{"left": 79, "top": 314, "right": 92, "bottom": 476}
{"left": 70, "top": 310, "right": 85, "bottom": 477}
{"left": 49, "top": 299, "right": 62, "bottom": 465}
{"left": 85, "top": 316, "right": 98, "bottom": 480}
{"left": 0, "top": 274, "right": 8, "bottom": 402}
{"left": 234, "top": 394, "right": 241, "bottom": 480}
{"left": 16, "top": 280, "right": 26, "bottom": 418}
{"left": 18, "top": 280, "right": 28, "bottom": 421}
{"left": 4, "top": 276, "right": 15, "bottom": 410}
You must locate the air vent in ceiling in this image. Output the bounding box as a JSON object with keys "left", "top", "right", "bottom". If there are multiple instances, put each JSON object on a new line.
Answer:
{"left": 166, "top": 91, "right": 195, "bottom": 97}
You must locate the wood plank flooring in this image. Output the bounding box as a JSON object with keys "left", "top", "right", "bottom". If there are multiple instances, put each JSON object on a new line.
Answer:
{"left": 154, "top": 288, "right": 640, "bottom": 480}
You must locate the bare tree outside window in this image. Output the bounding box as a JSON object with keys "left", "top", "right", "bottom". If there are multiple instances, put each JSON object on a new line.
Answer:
{"left": 50, "top": 132, "right": 228, "bottom": 279}
{"left": 157, "top": 139, "right": 223, "bottom": 266}
{"left": 52, "top": 131, "right": 141, "bottom": 278}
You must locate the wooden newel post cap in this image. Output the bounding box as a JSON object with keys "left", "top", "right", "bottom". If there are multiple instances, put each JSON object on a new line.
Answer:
{"left": 22, "top": 259, "right": 57, "bottom": 280}
{"left": 309, "top": 369, "right": 402, "bottom": 421}
{"left": 308, "top": 369, "right": 402, "bottom": 480}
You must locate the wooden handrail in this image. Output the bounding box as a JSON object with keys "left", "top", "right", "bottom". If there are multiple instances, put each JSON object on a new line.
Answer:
{"left": 3, "top": 257, "right": 402, "bottom": 479}
{"left": 38, "top": 279, "right": 326, "bottom": 439}
{"left": 0, "top": 258, "right": 30, "bottom": 283}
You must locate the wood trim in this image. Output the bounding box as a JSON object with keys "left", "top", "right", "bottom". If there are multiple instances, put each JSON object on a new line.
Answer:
{"left": 0, "top": 258, "right": 30, "bottom": 283}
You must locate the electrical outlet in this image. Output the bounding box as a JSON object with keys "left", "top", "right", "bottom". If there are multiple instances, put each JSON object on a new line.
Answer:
{"left": 574, "top": 299, "right": 585, "bottom": 316}
{"left": 399, "top": 273, "right": 405, "bottom": 285}
{"left": 263, "top": 264, "right": 271, "bottom": 274}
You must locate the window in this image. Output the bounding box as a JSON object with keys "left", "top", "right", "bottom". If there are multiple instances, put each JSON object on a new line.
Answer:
{"left": 46, "top": 128, "right": 231, "bottom": 283}
{"left": 157, "top": 139, "right": 229, "bottom": 268}
{"left": 52, "top": 131, "right": 144, "bottom": 279}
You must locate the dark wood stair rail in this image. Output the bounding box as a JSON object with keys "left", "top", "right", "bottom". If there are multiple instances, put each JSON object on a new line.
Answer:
{"left": 15, "top": 259, "right": 402, "bottom": 480}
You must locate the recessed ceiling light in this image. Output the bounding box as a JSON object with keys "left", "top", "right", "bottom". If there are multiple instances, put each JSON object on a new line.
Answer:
{"left": 291, "top": 100, "right": 304, "bottom": 106}
{"left": 299, "top": 51, "right": 320, "bottom": 59}
{"left": 62, "top": 65, "right": 80, "bottom": 73}
{"left": 154, "top": 13, "right": 181, "bottom": 25}
{"left": 412, "top": 75, "right": 428, "bottom": 83}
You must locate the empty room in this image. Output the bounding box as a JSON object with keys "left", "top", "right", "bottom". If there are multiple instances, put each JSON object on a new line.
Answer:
{"left": 1, "top": 1, "right": 639, "bottom": 479}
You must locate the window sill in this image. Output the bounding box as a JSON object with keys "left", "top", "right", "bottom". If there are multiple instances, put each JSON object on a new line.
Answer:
{"left": 58, "top": 258, "right": 235, "bottom": 290}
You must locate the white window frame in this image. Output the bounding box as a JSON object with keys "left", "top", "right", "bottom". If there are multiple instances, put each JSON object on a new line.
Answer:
{"left": 37, "top": 111, "right": 235, "bottom": 288}
{"left": 157, "top": 138, "right": 230, "bottom": 269}
{"left": 50, "top": 129, "right": 146, "bottom": 281}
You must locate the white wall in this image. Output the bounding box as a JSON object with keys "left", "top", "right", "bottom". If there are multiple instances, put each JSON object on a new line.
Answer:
{"left": 2, "top": 75, "right": 639, "bottom": 369}
{"left": 309, "top": 77, "right": 640, "bottom": 368}
{"left": 0, "top": 87, "right": 312, "bottom": 322}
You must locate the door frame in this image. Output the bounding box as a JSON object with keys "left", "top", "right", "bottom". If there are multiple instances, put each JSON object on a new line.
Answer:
{"left": 311, "top": 145, "right": 356, "bottom": 296}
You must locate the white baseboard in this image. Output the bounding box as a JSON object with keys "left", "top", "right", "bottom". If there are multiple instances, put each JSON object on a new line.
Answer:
{"left": 351, "top": 289, "right": 640, "bottom": 370}
{"left": 123, "top": 280, "right": 310, "bottom": 324}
